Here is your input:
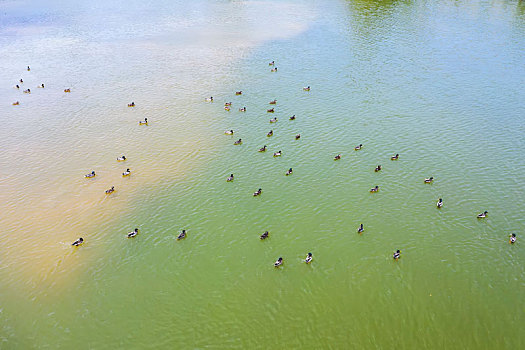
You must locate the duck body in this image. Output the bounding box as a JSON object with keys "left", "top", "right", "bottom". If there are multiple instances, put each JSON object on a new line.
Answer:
{"left": 234, "top": 138, "right": 242, "bottom": 145}
{"left": 226, "top": 174, "right": 234, "bottom": 182}
{"left": 224, "top": 102, "right": 232, "bottom": 106}
{"left": 64, "top": 88, "right": 71, "bottom": 93}
{"left": 84, "top": 171, "right": 96, "bottom": 178}
{"left": 334, "top": 154, "right": 341, "bottom": 160}
{"left": 354, "top": 144, "right": 363, "bottom": 151}
{"left": 105, "top": 186, "right": 115, "bottom": 194}
{"left": 205, "top": 97, "right": 213, "bottom": 102}
{"left": 305, "top": 253, "right": 313, "bottom": 264}
{"left": 391, "top": 154, "right": 399, "bottom": 160}
{"left": 122, "top": 168, "right": 131, "bottom": 177}
{"left": 267, "top": 130, "right": 273, "bottom": 137}
{"left": 375, "top": 165, "right": 382, "bottom": 172}
{"left": 303, "top": 86, "right": 310, "bottom": 91}
{"left": 258, "top": 145, "right": 267, "bottom": 152}
{"left": 253, "top": 188, "right": 262, "bottom": 196}
{"left": 295, "top": 134, "right": 301, "bottom": 140}
{"left": 23, "top": 89, "right": 31, "bottom": 94}
{"left": 127, "top": 228, "right": 139, "bottom": 238}
{"left": 271, "top": 67, "right": 278, "bottom": 72}
{"left": 285, "top": 168, "right": 293, "bottom": 176}
{"left": 269, "top": 61, "right": 275, "bottom": 66}
{"left": 117, "top": 156, "right": 126, "bottom": 161}
{"left": 12, "top": 101, "right": 19, "bottom": 105}
{"left": 139, "top": 118, "right": 148, "bottom": 125}
{"left": 72, "top": 237, "right": 84, "bottom": 246}
{"left": 370, "top": 185, "right": 379, "bottom": 193}
{"left": 270, "top": 117, "right": 277, "bottom": 123}
{"left": 273, "top": 151, "right": 282, "bottom": 157}
{"left": 128, "top": 102, "right": 135, "bottom": 107}
{"left": 393, "top": 250, "right": 401, "bottom": 260}
{"left": 224, "top": 130, "right": 234, "bottom": 135}
{"left": 477, "top": 211, "right": 488, "bottom": 218}
{"left": 269, "top": 99, "right": 277, "bottom": 105}
{"left": 239, "top": 107, "right": 246, "bottom": 112}
{"left": 235, "top": 91, "right": 242, "bottom": 95}
{"left": 274, "top": 257, "right": 283, "bottom": 267}
{"left": 357, "top": 224, "right": 364, "bottom": 234}
{"left": 510, "top": 234, "right": 516, "bottom": 244}
{"left": 267, "top": 108, "right": 274, "bottom": 113}
{"left": 260, "top": 231, "right": 269, "bottom": 240}
{"left": 290, "top": 115, "right": 296, "bottom": 120}
{"left": 437, "top": 198, "right": 443, "bottom": 208}
{"left": 424, "top": 177, "right": 434, "bottom": 183}
{"left": 177, "top": 230, "right": 186, "bottom": 240}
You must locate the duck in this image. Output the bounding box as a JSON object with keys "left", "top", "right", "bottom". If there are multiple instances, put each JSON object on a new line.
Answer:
{"left": 127, "top": 102, "right": 135, "bottom": 107}
{"left": 477, "top": 211, "right": 488, "bottom": 218}
{"left": 105, "top": 186, "right": 115, "bottom": 194}
{"left": 391, "top": 154, "right": 399, "bottom": 160}
{"left": 259, "top": 145, "right": 267, "bottom": 152}
{"left": 20, "top": 79, "right": 23, "bottom": 83}
{"left": 267, "top": 108, "right": 274, "bottom": 113}
{"left": 260, "top": 231, "right": 269, "bottom": 240}
{"left": 267, "top": 130, "right": 273, "bottom": 137}
{"left": 139, "top": 118, "right": 148, "bottom": 125}
{"left": 289, "top": 115, "right": 296, "bottom": 120}
{"left": 269, "top": 60, "right": 275, "bottom": 66}
{"left": 370, "top": 185, "right": 379, "bottom": 193}
{"left": 393, "top": 250, "right": 401, "bottom": 260}
{"left": 226, "top": 173, "right": 234, "bottom": 182}
{"left": 305, "top": 252, "right": 313, "bottom": 264}
{"left": 375, "top": 165, "right": 382, "bottom": 172}
{"left": 15, "top": 84, "right": 19, "bottom": 89}
{"left": 271, "top": 67, "right": 278, "bottom": 72}
{"left": 117, "top": 156, "right": 126, "bottom": 161}
{"left": 84, "top": 171, "right": 96, "bottom": 178}
{"left": 510, "top": 233, "right": 517, "bottom": 244}
{"left": 27, "top": 66, "right": 30, "bottom": 71}
{"left": 334, "top": 154, "right": 341, "bottom": 160}
{"left": 269, "top": 99, "right": 277, "bottom": 105}
{"left": 234, "top": 138, "right": 242, "bottom": 145}
{"left": 239, "top": 107, "right": 246, "bottom": 112}
{"left": 295, "top": 134, "right": 301, "bottom": 140}
{"left": 274, "top": 257, "right": 283, "bottom": 267}
{"left": 270, "top": 117, "right": 277, "bottom": 123}
{"left": 64, "top": 88, "right": 71, "bottom": 93}
{"left": 437, "top": 198, "right": 443, "bottom": 208}
{"left": 23, "top": 89, "right": 31, "bottom": 94}
{"left": 12, "top": 101, "right": 19, "bottom": 106}
{"left": 72, "top": 237, "right": 84, "bottom": 246}
{"left": 424, "top": 177, "right": 434, "bottom": 183}
{"left": 122, "top": 168, "right": 131, "bottom": 177}
{"left": 354, "top": 144, "right": 363, "bottom": 151}
{"left": 285, "top": 168, "right": 293, "bottom": 176}
{"left": 224, "top": 129, "right": 234, "bottom": 135}
{"left": 253, "top": 188, "right": 262, "bottom": 197}
{"left": 205, "top": 96, "right": 213, "bottom": 102}
{"left": 273, "top": 150, "right": 282, "bottom": 157}
{"left": 357, "top": 224, "right": 364, "bottom": 234}
{"left": 127, "top": 228, "right": 139, "bottom": 238}
{"left": 235, "top": 91, "right": 242, "bottom": 95}
{"left": 303, "top": 86, "right": 311, "bottom": 91}
{"left": 177, "top": 229, "right": 186, "bottom": 240}
{"left": 39, "top": 83, "right": 44, "bottom": 88}
{"left": 224, "top": 102, "right": 232, "bottom": 106}
{"left": 224, "top": 106, "right": 231, "bottom": 111}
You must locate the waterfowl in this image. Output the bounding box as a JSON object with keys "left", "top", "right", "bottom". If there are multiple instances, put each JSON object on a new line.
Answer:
{"left": 224, "top": 129, "right": 234, "bottom": 135}
{"left": 139, "top": 118, "right": 148, "bottom": 125}
{"left": 64, "top": 88, "right": 71, "bottom": 93}
{"left": 295, "top": 134, "right": 301, "bottom": 140}
{"left": 177, "top": 229, "right": 186, "bottom": 240}
{"left": 267, "top": 130, "right": 273, "bottom": 137}
{"left": 72, "top": 237, "right": 83, "bottom": 246}
{"left": 269, "top": 99, "right": 277, "bottom": 105}
{"left": 84, "top": 171, "right": 96, "bottom": 178}
{"left": 226, "top": 173, "right": 234, "bottom": 182}
{"left": 271, "top": 67, "right": 278, "bottom": 72}
{"left": 105, "top": 186, "right": 115, "bottom": 194}
{"left": 270, "top": 117, "right": 277, "bottom": 123}
{"left": 239, "top": 107, "right": 246, "bottom": 112}
{"left": 273, "top": 150, "right": 282, "bottom": 157}
{"left": 437, "top": 198, "right": 443, "bottom": 208}
{"left": 274, "top": 257, "right": 283, "bottom": 267}
{"left": 127, "top": 102, "right": 135, "bottom": 107}
{"left": 424, "top": 177, "right": 434, "bottom": 183}
{"left": 224, "top": 102, "right": 232, "bottom": 106}
{"left": 260, "top": 231, "right": 269, "bottom": 240}
{"left": 285, "top": 168, "right": 293, "bottom": 176}
{"left": 267, "top": 108, "right": 274, "bottom": 113}
{"left": 224, "top": 106, "right": 231, "bottom": 111}
{"left": 205, "top": 96, "right": 213, "bottom": 102}
{"left": 393, "top": 250, "right": 401, "bottom": 260}
{"left": 334, "top": 154, "right": 341, "bottom": 160}
{"left": 20, "top": 79, "right": 23, "bottom": 83}
{"left": 510, "top": 233, "right": 517, "bottom": 244}
{"left": 117, "top": 156, "right": 126, "bottom": 161}
{"left": 15, "top": 85, "right": 19, "bottom": 89}
{"left": 289, "top": 115, "right": 296, "bottom": 120}
{"left": 253, "top": 188, "right": 262, "bottom": 196}
{"left": 477, "top": 211, "right": 488, "bottom": 218}
{"left": 269, "top": 61, "right": 275, "bottom": 66}
{"left": 235, "top": 91, "right": 242, "bottom": 95}
{"left": 357, "top": 224, "right": 364, "bottom": 234}
{"left": 370, "top": 185, "right": 379, "bottom": 192}
{"left": 303, "top": 86, "right": 310, "bottom": 91}
{"left": 391, "top": 154, "right": 399, "bottom": 160}
{"left": 375, "top": 165, "right": 382, "bottom": 172}
{"left": 39, "top": 83, "right": 44, "bottom": 88}
{"left": 27, "top": 66, "right": 30, "bottom": 71}
{"left": 127, "top": 228, "right": 139, "bottom": 238}
{"left": 12, "top": 101, "right": 19, "bottom": 105}
{"left": 259, "top": 145, "right": 267, "bottom": 152}
{"left": 234, "top": 138, "right": 242, "bottom": 145}
{"left": 354, "top": 144, "right": 363, "bottom": 151}
{"left": 305, "top": 253, "right": 313, "bottom": 264}
{"left": 23, "top": 89, "right": 31, "bottom": 94}
{"left": 122, "top": 168, "right": 131, "bottom": 176}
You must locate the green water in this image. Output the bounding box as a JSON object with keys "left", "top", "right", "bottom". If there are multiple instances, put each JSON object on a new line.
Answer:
{"left": 1, "top": 0, "right": 524, "bottom": 348}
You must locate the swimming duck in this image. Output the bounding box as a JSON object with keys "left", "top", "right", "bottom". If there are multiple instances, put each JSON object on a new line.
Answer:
{"left": 105, "top": 186, "right": 115, "bottom": 194}
{"left": 370, "top": 185, "right": 379, "bottom": 193}
{"left": 274, "top": 257, "right": 283, "bottom": 267}
{"left": 267, "top": 130, "right": 273, "bottom": 137}
{"left": 269, "top": 99, "right": 277, "bottom": 105}
{"left": 234, "top": 138, "right": 242, "bottom": 145}
{"left": 239, "top": 107, "right": 246, "bottom": 112}
{"left": 12, "top": 101, "right": 19, "bottom": 106}
{"left": 259, "top": 145, "right": 267, "bottom": 152}
{"left": 354, "top": 144, "right": 363, "bottom": 151}
{"left": 393, "top": 250, "right": 401, "bottom": 260}
{"left": 273, "top": 150, "right": 282, "bottom": 157}
{"left": 235, "top": 91, "right": 242, "bottom": 95}
{"left": 224, "top": 129, "right": 234, "bottom": 135}
{"left": 285, "top": 168, "right": 293, "bottom": 176}
{"left": 177, "top": 229, "right": 186, "bottom": 240}
{"left": 391, "top": 154, "right": 399, "bottom": 160}
{"left": 253, "top": 188, "right": 262, "bottom": 196}
{"left": 271, "top": 67, "right": 278, "bottom": 72}
{"left": 20, "top": 79, "right": 23, "bottom": 83}
{"left": 305, "top": 252, "right": 313, "bottom": 264}
{"left": 270, "top": 117, "right": 277, "bottom": 123}
{"left": 117, "top": 156, "right": 126, "bottom": 161}
{"left": 40, "top": 83, "right": 45, "bottom": 88}
{"left": 127, "top": 228, "right": 139, "bottom": 238}
{"left": 27, "top": 66, "right": 30, "bottom": 71}
{"left": 267, "top": 108, "right": 274, "bottom": 113}
{"left": 510, "top": 233, "right": 516, "bottom": 244}
{"left": 128, "top": 102, "right": 135, "bottom": 107}
{"left": 226, "top": 173, "right": 234, "bottom": 182}
{"left": 424, "top": 177, "right": 434, "bottom": 183}
{"left": 269, "top": 61, "right": 275, "bottom": 66}
{"left": 334, "top": 154, "right": 341, "bottom": 160}
{"left": 224, "top": 106, "right": 231, "bottom": 111}
{"left": 477, "top": 211, "right": 488, "bottom": 218}
{"left": 205, "top": 96, "right": 213, "bottom": 102}
{"left": 375, "top": 165, "right": 382, "bottom": 172}
{"left": 23, "top": 89, "right": 31, "bottom": 94}
{"left": 357, "top": 224, "right": 364, "bottom": 234}
{"left": 260, "top": 231, "right": 269, "bottom": 240}
{"left": 303, "top": 86, "right": 310, "bottom": 91}
{"left": 290, "top": 115, "right": 296, "bottom": 120}
{"left": 64, "top": 88, "right": 71, "bottom": 93}
{"left": 84, "top": 171, "right": 96, "bottom": 178}
{"left": 295, "top": 134, "right": 301, "bottom": 140}
{"left": 139, "top": 118, "right": 148, "bottom": 125}
{"left": 72, "top": 237, "right": 84, "bottom": 246}
{"left": 224, "top": 102, "right": 232, "bottom": 106}
{"left": 15, "top": 85, "right": 19, "bottom": 89}
{"left": 122, "top": 168, "right": 131, "bottom": 177}
{"left": 437, "top": 198, "right": 443, "bottom": 208}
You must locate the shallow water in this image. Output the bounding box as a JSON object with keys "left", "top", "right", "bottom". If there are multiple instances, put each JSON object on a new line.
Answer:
{"left": 0, "top": 0, "right": 524, "bottom": 348}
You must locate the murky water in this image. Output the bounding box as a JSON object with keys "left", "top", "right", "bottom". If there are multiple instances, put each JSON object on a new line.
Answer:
{"left": 1, "top": 0, "right": 524, "bottom": 348}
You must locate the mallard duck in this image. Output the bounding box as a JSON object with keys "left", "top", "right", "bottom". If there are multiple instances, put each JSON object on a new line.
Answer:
{"left": 258, "top": 145, "right": 267, "bottom": 152}
{"left": 273, "top": 150, "right": 282, "bottom": 157}
{"left": 285, "top": 168, "right": 293, "bottom": 176}
{"left": 117, "top": 156, "right": 126, "bottom": 161}
{"left": 370, "top": 185, "right": 379, "bottom": 192}
{"left": 375, "top": 165, "right": 382, "bottom": 172}
{"left": 224, "top": 129, "right": 234, "bottom": 135}
{"left": 270, "top": 117, "right": 277, "bottom": 123}
{"left": 84, "top": 171, "right": 96, "bottom": 178}
{"left": 105, "top": 186, "right": 115, "bottom": 194}
{"left": 334, "top": 154, "right": 341, "bottom": 160}
{"left": 205, "top": 96, "right": 213, "bottom": 102}
{"left": 234, "top": 138, "right": 242, "bottom": 145}
{"left": 269, "top": 99, "right": 277, "bottom": 105}
{"left": 139, "top": 118, "right": 148, "bottom": 125}
{"left": 510, "top": 233, "right": 517, "bottom": 244}
{"left": 437, "top": 198, "right": 443, "bottom": 208}
{"left": 253, "top": 188, "right": 262, "bottom": 196}
{"left": 391, "top": 154, "right": 399, "bottom": 160}
{"left": 267, "top": 130, "right": 273, "bottom": 137}
{"left": 274, "top": 257, "right": 283, "bottom": 267}
{"left": 72, "top": 237, "right": 83, "bottom": 246}
{"left": 122, "top": 168, "right": 131, "bottom": 177}
{"left": 303, "top": 86, "right": 310, "bottom": 91}
{"left": 477, "top": 211, "right": 488, "bottom": 218}
{"left": 235, "top": 91, "right": 242, "bottom": 95}
{"left": 127, "top": 102, "right": 135, "bottom": 107}
{"left": 260, "top": 231, "right": 269, "bottom": 240}
{"left": 393, "top": 250, "right": 401, "bottom": 260}
{"left": 357, "top": 224, "right": 364, "bottom": 233}
{"left": 267, "top": 108, "right": 274, "bottom": 113}
{"left": 424, "top": 177, "right": 434, "bottom": 183}
{"left": 177, "top": 229, "right": 186, "bottom": 240}
{"left": 290, "top": 115, "right": 296, "bottom": 120}
{"left": 226, "top": 174, "right": 234, "bottom": 182}
{"left": 354, "top": 144, "right": 363, "bottom": 151}
{"left": 127, "top": 228, "right": 139, "bottom": 238}
{"left": 305, "top": 252, "right": 313, "bottom": 264}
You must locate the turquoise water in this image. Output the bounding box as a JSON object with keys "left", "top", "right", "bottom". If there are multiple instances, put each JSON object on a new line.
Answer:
{"left": 1, "top": 0, "right": 524, "bottom": 348}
